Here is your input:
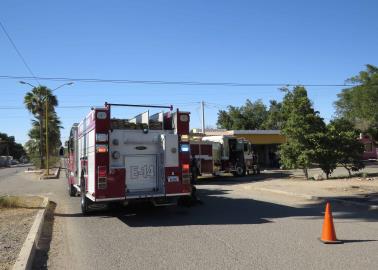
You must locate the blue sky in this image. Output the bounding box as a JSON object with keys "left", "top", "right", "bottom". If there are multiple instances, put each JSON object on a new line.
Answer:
{"left": 1, "top": 0, "right": 377, "bottom": 144}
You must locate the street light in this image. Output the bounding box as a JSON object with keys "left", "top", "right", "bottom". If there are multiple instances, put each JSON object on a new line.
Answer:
{"left": 20, "top": 81, "right": 74, "bottom": 175}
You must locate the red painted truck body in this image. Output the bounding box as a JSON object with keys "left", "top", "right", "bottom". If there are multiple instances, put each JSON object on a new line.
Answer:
{"left": 67, "top": 103, "right": 191, "bottom": 213}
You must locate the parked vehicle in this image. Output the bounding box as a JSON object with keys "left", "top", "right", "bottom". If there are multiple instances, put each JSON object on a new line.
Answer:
{"left": 67, "top": 102, "right": 192, "bottom": 214}
{"left": 190, "top": 135, "right": 260, "bottom": 177}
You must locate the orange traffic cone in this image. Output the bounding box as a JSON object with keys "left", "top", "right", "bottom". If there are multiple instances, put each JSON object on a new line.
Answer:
{"left": 320, "top": 202, "right": 342, "bottom": 244}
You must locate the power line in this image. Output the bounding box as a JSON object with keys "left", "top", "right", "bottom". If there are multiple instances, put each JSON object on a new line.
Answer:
{"left": 0, "top": 103, "right": 201, "bottom": 110}
{"left": 0, "top": 74, "right": 358, "bottom": 88}
{"left": 0, "top": 106, "right": 92, "bottom": 110}
{"left": 0, "top": 21, "right": 40, "bottom": 85}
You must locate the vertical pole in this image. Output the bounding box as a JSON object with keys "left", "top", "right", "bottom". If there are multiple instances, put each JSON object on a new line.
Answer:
{"left": 45, "top": 96, "right": 49, "bottom": 175}
{"left": 201, "top": 100, "right": 205, "bottom": 134}
{"left": 6, "top": 143, "right": 10, "bottom": 166}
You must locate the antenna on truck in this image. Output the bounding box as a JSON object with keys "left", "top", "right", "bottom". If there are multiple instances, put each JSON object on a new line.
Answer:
{"left": 105, "top": 102, "right": 173, "bottom": 111}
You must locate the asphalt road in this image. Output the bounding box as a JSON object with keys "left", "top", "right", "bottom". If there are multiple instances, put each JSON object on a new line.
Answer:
{"left": 1, "top": 167, "right": 378, "bottom": 270}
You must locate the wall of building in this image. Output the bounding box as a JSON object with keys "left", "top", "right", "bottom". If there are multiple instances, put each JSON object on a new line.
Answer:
{"left": 359, "top": 135, "right": 378, "bottom": 160}
{"left": 233, "top": 134, "right": 286, "bottom": 145}
{"left": 232, "top": 133, "right": 285, "bottom": 168}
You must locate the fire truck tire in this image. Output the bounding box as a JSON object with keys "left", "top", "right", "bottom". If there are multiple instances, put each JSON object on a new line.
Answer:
{"left": 68, "top": 184, "right": 76, "bottom": 197}
{"left": 81, "top": 195, "right": 90, "bottom": 214}
{"left": 235, "top": 164, "right": 246, "bottom": 177}
{"left": 80, "top": 171, "right": 90, "bottom": 214}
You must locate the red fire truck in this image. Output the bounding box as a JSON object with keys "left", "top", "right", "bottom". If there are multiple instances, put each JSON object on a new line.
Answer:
{"left": 67, "top": 103, "right": 192, "bottom": 214}
{"left": 190, "top": 135, "right": 260, "bottom": 177}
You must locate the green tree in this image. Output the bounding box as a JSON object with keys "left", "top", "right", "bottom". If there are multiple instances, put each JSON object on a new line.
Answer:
{"left": 24, "top": 86, "right": 60, "bottom": 168}
{"left": 335, "top": 64, "right": 378, "bottom": 139}
{"left": 217, "top": 99, "right": 268, "bottom": 130}
{"left": 0, "top": 133, "right": 26, "bottom": 159}
{"left": 328, "top": 118, "right": 365, "bottom": 177}
{"left": 261, "top": 100, "right": 284, "bottom": 129}
{"left": 217, "top": 110, "right": 233, "bottom": 129}
{"left": 279, "top": 86, "right": 326, "bottom": 179}
{"left": 311, "top": 132, "right": 338, "bottom": 179}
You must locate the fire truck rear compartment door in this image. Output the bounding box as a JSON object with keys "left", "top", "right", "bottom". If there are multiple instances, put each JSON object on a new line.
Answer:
{"left": 125, "top": 155, "right": 158, "bottom": 192}
{"left": 160, "top": 134, "right": 179, "bottom": 167}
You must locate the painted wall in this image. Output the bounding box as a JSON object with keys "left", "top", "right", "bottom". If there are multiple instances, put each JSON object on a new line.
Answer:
{"left": 234, "top": 134, "right": 286, "bottom": 145}
{"left": 359, "top": 136, "right": 378, "bottom": 160}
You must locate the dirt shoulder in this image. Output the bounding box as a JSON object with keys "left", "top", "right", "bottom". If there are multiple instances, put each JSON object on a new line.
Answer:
{"left": 245, "top": 176, "right": 378, "bottom": 196}
{"left": 0, "top": 196, "right": 43, "bottom": 270}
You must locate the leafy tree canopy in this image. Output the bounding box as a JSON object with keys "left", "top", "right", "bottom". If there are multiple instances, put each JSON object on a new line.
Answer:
{"left": 279, "top": 86, "right": 326, "bottom": 178}
{"left": 335, "top": 64, "right": 378, "bottom": 139}
{"left": 0, "top": 132, "right": 26, "bottom": 159}
{"left": 217, "top": 99, "right": 284, "bottom": 130}
{"left": 327, "top": 118, "right": 365, "bottom": 176}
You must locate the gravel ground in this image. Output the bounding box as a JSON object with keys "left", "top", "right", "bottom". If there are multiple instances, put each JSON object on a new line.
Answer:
{"left": 0, "top": 196, "right": 43, "bottom": 270}
{"left": 0, "top": 208, "right": 38, "bottom": 270}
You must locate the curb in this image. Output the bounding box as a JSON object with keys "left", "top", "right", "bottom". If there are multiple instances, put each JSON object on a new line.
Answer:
{"left": 40, "top": 167, "right": 60, "bottom": 180}
{"left": 253, "top": 187, "right": 378, "bottom": 211}
{"left": 12, "top": 197, "right": 49, "bottom": 270}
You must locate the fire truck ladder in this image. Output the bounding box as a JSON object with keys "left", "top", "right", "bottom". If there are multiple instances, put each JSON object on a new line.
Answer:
{"left": 105, "top": 102, "right": 173, "bottom": 110}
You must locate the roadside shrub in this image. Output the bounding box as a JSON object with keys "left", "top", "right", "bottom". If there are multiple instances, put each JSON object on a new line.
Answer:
{"left": 0, "top": 196, "right": 23, "bottom": 208}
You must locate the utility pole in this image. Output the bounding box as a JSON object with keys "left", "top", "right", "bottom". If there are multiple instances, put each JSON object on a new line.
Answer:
{"left": 201, "top": 100, "right": 205, "bottom": 134}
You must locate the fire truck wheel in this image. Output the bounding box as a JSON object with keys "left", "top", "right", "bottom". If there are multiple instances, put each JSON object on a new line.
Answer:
{"left": 80, "top": 172, "right": 90, "bottom": 214}
{"left": 68, "top": 184, "right": 76, "bottom": 197}
{"left": 81, "top": 193, "right": 90, "bottom": 214}
{"left": 235, "top": 165, "right": 246, "bottom": 177}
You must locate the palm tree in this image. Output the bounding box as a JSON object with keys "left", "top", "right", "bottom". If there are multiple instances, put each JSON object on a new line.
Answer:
{"left": 24, "top": 86, "right": 58, "bottom": 168}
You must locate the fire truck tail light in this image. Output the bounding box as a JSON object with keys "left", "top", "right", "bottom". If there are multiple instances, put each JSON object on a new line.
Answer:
{"left": 182, "top": 164, "right": 189, "bottom": 173}
{"left": 98, "top": 166, "right": 107, "bottom": 177}
{"left": 98, "top": 178, "right": 107, "bottom": 189}
{"left": 98, "top": 166, "right": 107, "bottom": 189}
{"left": 180, "top": 144, "right": 189, "bottom": 152}
{"left": 181, "top": 135, "right": 189, "bottom": 142}
{"left": 96, "top": 133, "right": 108, "bottom": 142}
{"left": 96, "top": 144, "right": 108, "bottom": 153}
{"left": 182, "top": 174, "right": 190, "bottom": 184}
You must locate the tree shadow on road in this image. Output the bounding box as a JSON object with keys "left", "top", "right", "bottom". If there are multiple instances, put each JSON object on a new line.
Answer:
{"left": 53, "top": 188, "right": 378, "bottom": 229}
{"left": 115, "top": 188, "right": 324, "bottom": 228}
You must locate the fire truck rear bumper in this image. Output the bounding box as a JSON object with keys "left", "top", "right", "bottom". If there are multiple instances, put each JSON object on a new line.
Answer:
{"left": 91, "top": 196, "right": 126, "bottom": 202}
{"left": 87, "top": 193, "right": 191, "bottom": 202}
{"left": 166, "top": 192, "right": 191, "bottom": 197}
{"left": 126, "top": 192, "right": 191, "bottom": 199}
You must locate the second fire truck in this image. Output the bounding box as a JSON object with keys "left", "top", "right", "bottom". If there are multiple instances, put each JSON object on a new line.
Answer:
{"left": 190, "top": 135, "right": 260, "bottom": 177}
